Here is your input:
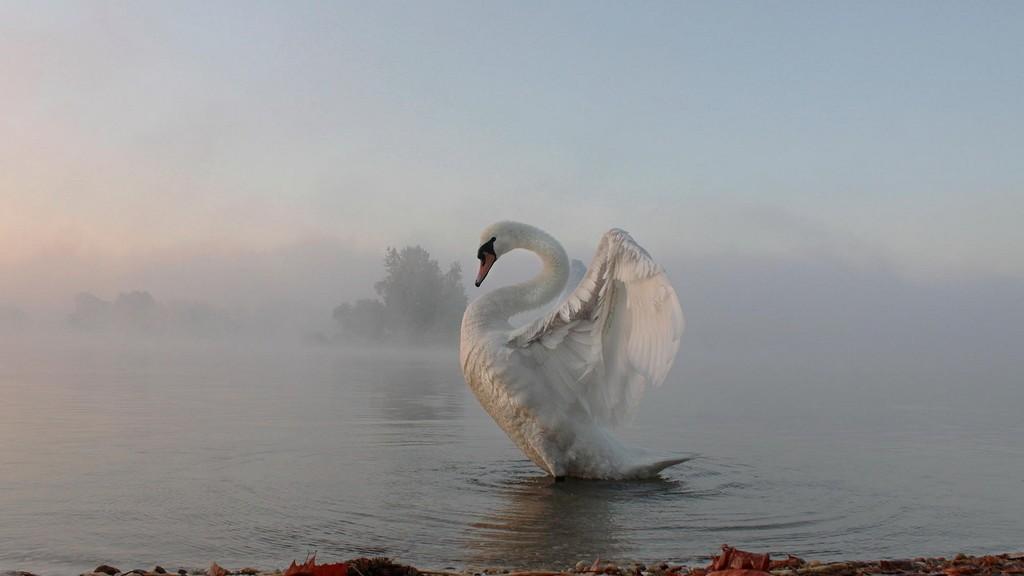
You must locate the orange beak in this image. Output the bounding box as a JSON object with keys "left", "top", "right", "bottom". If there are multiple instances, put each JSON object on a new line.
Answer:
{"left": 475, "top": 252, "right": 496, "bottom": 287}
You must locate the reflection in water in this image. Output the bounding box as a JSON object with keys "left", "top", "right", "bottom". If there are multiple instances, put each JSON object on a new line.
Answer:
{"left": 2, "top": 343, "right": 1023, "bottom": 575}
{"left": 337, "top": 349, "right": 466, "bottom": 423}
{"left": 464, "top": 469, "right": 685, "bottom": 568}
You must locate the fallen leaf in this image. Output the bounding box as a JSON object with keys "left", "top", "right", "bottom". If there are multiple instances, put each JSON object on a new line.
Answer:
{"left": 707, "top": 570, "right": 773, "bottom": 576}
{"left": 978, "top": 557, "right": 1001, "bottom": 568}
{"left": 284, "top": 554, "right": 348, "bottom": 576}
{"left": 710, "top": 546, "right": 771, "bottom": 572}
{"left": 944, "top": 568, "right": 979, "bottom": 576}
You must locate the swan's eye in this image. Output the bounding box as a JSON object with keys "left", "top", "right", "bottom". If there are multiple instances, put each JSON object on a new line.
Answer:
{"left": 477, "top": 237, "right": 497, "bottom": 260}
{"left": 475, "top": 237, "right": 498, "bottom": 287}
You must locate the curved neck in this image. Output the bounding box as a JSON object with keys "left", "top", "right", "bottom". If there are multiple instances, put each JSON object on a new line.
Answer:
{"left": 466, "top": 225, "right": 569, "bottom": 328}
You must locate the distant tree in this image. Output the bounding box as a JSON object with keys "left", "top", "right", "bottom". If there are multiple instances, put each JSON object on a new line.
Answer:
{"left": 438, "top": 261, "right": 469, "bottom": 335}
{"left": 169, "top": 300, "right": 240, "bottom": 337}
{"left": 333, "top": 245, "right": 467, "bottom": 343}
{"left": 113, "top": 290, "right": 160, "bottom": 332}
{"left": 67, "top": 291, "right": 238, "bottom": 337}
{"left": 332, "top": 298, "right": 387, "bottom": 342}
{"left": 68, "top": 292, "right": 112, "bottom": 331}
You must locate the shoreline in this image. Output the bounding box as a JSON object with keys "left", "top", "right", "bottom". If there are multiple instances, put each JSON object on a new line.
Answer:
{"left": 7, "top": 548, "right": 1023, "bottom": 576}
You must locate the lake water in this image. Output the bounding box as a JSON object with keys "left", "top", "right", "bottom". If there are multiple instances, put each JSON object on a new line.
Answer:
{"left": 1, "top": 337, "right": 1021, "bottom": 575}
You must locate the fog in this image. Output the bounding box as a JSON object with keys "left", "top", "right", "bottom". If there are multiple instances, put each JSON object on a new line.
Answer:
{"left": 5, "top": 6, "right": 1024, "bottom": 574}
{"left": 1, "top": 1, "right": 1021, "bottom": 394}
{"left": 2, "top": 233, "right": 1020, "bottom": 398}
{"left": 0, "top": 237, "right": 378, "bottom": 342}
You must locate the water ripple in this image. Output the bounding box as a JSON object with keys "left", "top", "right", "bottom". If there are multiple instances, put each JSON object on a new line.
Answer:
{"left": 2, "top": 345, "right": 1022, "bottom": 575}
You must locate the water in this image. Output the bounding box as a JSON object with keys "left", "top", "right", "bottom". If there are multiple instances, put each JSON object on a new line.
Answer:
{"left": 1, "top": 338, "right": 1022, "bottom": 575}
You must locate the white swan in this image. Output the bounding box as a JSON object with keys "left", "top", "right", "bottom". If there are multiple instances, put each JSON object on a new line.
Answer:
{"left": 460, "top": 221, "right": 686, "bottom": 480}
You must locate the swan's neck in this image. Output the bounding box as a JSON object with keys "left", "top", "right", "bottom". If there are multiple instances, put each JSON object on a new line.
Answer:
{"left": 466, "top": 226, "right": 569, "bottom": 329}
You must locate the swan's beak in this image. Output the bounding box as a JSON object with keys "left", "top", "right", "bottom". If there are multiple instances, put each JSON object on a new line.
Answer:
{"left": 475, "top": 252, "right": 496, "bottom": 287}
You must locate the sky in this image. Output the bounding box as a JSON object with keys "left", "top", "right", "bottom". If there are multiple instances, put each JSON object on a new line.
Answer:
{"left": 1, "top": 1, "right": 1022, "bottom": 319}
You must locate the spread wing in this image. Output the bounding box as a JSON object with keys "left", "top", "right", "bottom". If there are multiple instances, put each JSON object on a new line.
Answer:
{"left": 507, "top": 229, "right": 684, "bottom": 427}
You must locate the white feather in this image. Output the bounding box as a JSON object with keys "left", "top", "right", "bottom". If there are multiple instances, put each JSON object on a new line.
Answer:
{"left": 508, "top": 229, "right": 684, "bottom": 426}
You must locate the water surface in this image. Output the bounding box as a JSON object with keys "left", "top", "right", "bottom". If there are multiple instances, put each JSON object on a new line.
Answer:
{"left": 1, "top": 338, "right": 1021, "bottom": 575}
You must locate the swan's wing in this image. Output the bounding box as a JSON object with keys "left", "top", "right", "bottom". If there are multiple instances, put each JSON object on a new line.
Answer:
{"left": 559, "top": 258, "right": 588, "bottom": 305}
{"left": 507, "top": 229, "right": 684, "bottom": 427}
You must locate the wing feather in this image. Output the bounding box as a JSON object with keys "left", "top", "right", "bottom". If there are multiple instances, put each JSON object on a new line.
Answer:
{"left": 508, "top": 229, "right": 684, "bottom": 426}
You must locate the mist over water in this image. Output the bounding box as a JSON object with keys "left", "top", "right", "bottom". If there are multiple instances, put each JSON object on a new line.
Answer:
{"left": 1, "top": 252, "right": 1022, "bottom": 576}
{"left": 3, "top": 3, "right": 1023, "bottom": 572}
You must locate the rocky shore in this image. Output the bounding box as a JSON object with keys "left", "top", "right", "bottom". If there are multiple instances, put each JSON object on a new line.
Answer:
{"left": 5, "top": 548, "right": 1024, "bottom": 576}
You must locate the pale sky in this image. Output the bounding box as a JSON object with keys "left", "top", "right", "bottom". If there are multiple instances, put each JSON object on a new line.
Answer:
{"left": 2, "top": 1, "right": 1022, "bottom": 311}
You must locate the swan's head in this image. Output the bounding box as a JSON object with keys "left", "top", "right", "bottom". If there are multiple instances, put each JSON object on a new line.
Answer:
{"left": 474, "top": 221, "right": 521, "bottom": 287}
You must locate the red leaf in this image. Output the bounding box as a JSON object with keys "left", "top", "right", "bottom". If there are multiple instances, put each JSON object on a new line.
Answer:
{"left": 709, "top": 546, "right": 771, "bottom": 572}
{"left": 284, "top": 553, "right": 349, "bottom": 576}
{"left": 707, "top": 571, "right": 773, "bottom": 576}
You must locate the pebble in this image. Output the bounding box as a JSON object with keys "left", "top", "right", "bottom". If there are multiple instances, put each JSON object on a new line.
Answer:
{"left": 797, "top": 563, "right": 851, "bottom": 575}
{"left": 18, "top": 550, "right": 1024, "bottom": 576}
{"left": 879, "top": 560, "right": 916, "bottom": 572}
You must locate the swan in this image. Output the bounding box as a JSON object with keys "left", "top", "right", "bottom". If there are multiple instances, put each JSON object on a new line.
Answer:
{"left": 460, "top": 221, "right": 686, "bottom": 480}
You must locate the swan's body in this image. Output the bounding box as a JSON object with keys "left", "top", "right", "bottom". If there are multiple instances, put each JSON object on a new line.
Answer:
{"left": 460, "top": 221, "right": 685, "bottom": 479}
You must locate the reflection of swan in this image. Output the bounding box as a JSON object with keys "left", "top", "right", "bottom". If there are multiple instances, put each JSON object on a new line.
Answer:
{"left": 466, "top": 475, "right": 623, "bottom": 567}
{"left": 460, "top": 222, "right": 685, "bottom": 479}
{"left": 464, "top": 472, "right": 684, "bottom": 567}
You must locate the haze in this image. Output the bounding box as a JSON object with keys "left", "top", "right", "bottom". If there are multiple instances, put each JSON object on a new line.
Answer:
{"left": 3, "top": 5, "right": 1024, "bottom": 573}
{"left": 1, "top": 2, "right": 1021, "bottom": 355}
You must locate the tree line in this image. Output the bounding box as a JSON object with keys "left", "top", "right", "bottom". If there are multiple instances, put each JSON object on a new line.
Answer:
{"left": 332, "top": 245, "right": 467, "bottom": 343}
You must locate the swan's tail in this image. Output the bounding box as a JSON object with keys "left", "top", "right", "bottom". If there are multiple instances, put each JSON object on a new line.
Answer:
{"left": 624, "top": 455, "right": 691, "bottom": 479}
